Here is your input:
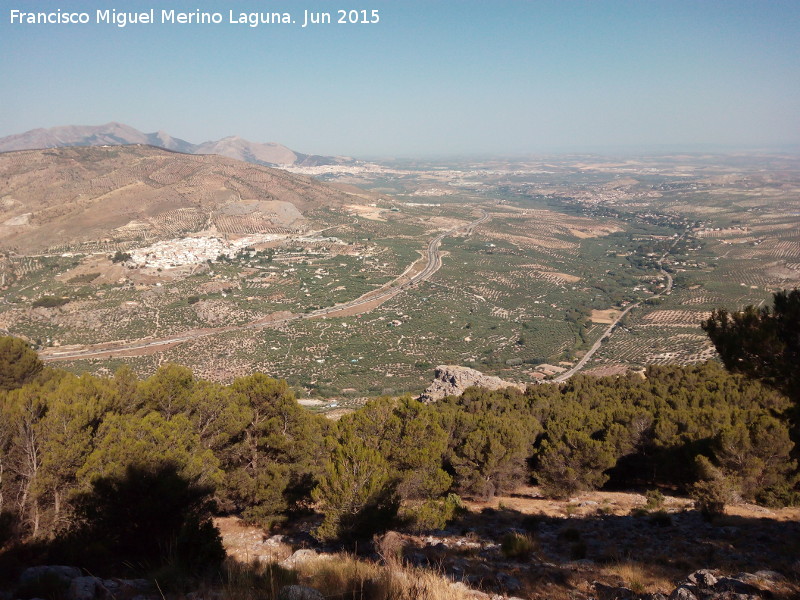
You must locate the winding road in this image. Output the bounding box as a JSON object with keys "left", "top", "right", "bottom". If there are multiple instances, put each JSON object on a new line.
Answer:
{"left": 553, "top": 230, "right": 684, "bottom": 383}
{"left": 40, "top": 210, "right": 490, "bottom": 362}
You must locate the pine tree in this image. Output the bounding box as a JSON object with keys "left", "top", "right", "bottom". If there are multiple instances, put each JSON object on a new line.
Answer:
{"left": 534, "top": 432, "right": 616, "bottom": 499}
{"left": 312, "top": 430, "right": 397, "bottom": 541}
{"left": 219, "top": 373, "right": 325, "bottom": 526}
{"left": 714, "top": 416, "right": 796, "bottom": 502}
{"left": 78, "top": 412, "right": 221, "bottom": 488}
{"left": 0, "top": 336, "right": 42, "bottom": 391}
{"left": 703, "top": 288, "right": 800, "bottom": 403}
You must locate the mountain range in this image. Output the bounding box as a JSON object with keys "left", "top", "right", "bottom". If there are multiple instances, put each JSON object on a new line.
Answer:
{"left": 0, "top": 122, "right": 348, "bottom": 167}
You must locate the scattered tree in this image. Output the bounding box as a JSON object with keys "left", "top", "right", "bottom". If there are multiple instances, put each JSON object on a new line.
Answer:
{"left": 110, "top": 250, "right": 131, "bottom": 263}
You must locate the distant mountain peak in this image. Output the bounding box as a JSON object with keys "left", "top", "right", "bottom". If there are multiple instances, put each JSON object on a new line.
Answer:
{"left": 0, "top": 123, "right": 349, "bottom": 167}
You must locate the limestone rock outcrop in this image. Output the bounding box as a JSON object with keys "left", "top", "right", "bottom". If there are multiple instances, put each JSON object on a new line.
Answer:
{"left": 418, "top": 365, "right": 525, "bottom": 403}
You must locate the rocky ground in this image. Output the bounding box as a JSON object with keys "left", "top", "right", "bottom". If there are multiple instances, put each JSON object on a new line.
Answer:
{"left": 216, "top": 487, "right": 800, "bottom": 600}
{"left": 5, "top": 488, "right": 799, "bottom": 600}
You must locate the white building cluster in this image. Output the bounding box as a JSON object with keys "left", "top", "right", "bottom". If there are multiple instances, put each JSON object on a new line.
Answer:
{"left": 126, "top": 233, "right": 346, "bottom": 269}
{"left": 127, "top": 234, "right": 282, "bottom": 269}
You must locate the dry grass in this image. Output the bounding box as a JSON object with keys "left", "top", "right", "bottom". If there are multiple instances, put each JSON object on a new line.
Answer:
{"left": 204, "top": 553, "right": 476, "bottom": 600}
{"left": 500, "top": 531, "right": 537, "bottom": 560}
{"left": 601, "top": 561, "right": 676, "bottom": 595}
{"left": 296, "top": 554, "right": 471, "bottom": 600}
{"left": 216, "top": 560, "right": 298, "bottom": 600}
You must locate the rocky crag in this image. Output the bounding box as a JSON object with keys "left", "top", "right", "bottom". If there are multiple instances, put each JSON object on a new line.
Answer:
{"left": 418, "top": 365, "right": 526, "bottom": 403}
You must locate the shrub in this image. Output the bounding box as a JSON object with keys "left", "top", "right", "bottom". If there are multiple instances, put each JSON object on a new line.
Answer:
{"left": 570, "top": 541, "right": 588, "bottom": 560}
{"left": 648, "top": 510, "right": 673, "bottom": 527}
{"left": 755, "top": 482, "right": 800, "bottom": 508}
{"left": 501, "top": 531, "right": 535, "bottom": 560}
{"left": 690, "top": 456, "right": 734, "bottom": 521}
{"left": 520, "top": 513, "right": 541, "bottom": 532}
{"left": 560, "top": 527, "right": 581, "bottom": 542}
{"left": 373, "top": 530, "right": 406, "bottom": 563}
{"left": 644, "top": 489, "right": 665, "bottom": 511}
{"left": 398, "top": 494, "right": 462, "bottom": 533}
{"left": 691, "top": 478, "right": 730, "bottom": 520}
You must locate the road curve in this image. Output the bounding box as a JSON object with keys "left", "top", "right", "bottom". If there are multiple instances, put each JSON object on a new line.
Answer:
{"left": 552, "top": 231, "right": 682, "bottom": 383}
{"left": 41, "top": 210, "right": 490, "bottom": 361}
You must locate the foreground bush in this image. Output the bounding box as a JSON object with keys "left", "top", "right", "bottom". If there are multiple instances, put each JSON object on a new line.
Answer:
{"left": 690, "top": 456, "right": 733, "bottom": 520}
{"left": 397, "top": 494, "right": 463, "bottom": 533}
{"left": 61, "top": 462, "right": 225, "bottom": 576}
{"left": 312, "top": 433, "right": 398, "bottom": 542}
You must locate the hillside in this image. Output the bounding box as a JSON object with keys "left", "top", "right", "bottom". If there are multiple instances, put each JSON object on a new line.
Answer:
{"left": 0, "top": 122, "right": 347, "bottom": 167}
{"left": 0, "top": 145, "right": 362, "bottom": 253}
{"left": 1, "top": 343, "right": 798, "bottom": 599}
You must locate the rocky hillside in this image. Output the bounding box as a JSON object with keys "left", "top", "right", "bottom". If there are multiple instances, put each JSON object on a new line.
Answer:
{"left": 0, "top": 145, "right": 367, "bottom": 252}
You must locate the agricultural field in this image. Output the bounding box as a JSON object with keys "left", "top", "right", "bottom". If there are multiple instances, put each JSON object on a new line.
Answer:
{"left": 2, "top": 149, "right": 798, "bottom": 396}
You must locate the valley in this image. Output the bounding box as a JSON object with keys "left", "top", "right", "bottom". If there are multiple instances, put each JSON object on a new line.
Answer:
{"left": 1, "top": 147, "right": 798, "bottom": 399}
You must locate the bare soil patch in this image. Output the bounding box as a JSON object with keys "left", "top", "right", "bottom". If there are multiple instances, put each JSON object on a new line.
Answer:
{"left": 57, "top": 255, "right": 126, "bottom": 285}
{"left": 346, "top": 204, "right": 386, "bottom": 221}
{"left": 539, "top": 270, "right": 581, "bottom": 283}
{"left": 567, "top": 223, "right": 623, "bottom": 238}
{"left": 591, "top": 308, "right": 622, "bottom": 324}
{"left": 463, "top": 486, "right": 691, "bottom": 518}
{"left": 215, "top": 516, "right": 293, "bottom": 564}
{"left": 582, "top": 363, "right": 631, "bottom": 377}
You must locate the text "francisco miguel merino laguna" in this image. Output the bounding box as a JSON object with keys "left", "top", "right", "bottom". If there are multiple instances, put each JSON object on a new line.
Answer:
{"left": 9, "top": 8, "right": 381, "bottom": 28}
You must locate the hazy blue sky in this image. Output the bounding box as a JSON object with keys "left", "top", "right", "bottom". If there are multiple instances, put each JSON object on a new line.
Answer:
{"left": 1, "top": 0, "right": 798, "bottom": 156}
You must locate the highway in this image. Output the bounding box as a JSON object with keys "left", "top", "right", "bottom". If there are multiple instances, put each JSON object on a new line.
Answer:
{"left": 40, "top": 210, "right": 490, "bottom": 361}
